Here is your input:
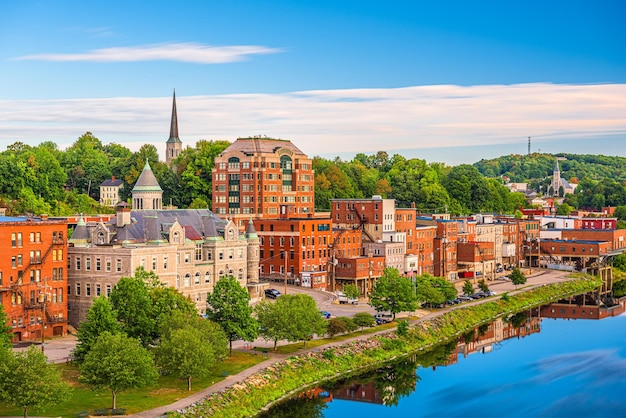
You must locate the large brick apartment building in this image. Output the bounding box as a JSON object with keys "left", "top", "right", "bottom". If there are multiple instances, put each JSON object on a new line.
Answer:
{"left": 0, "top": 213, "right": 68, "bottom": 342}
{"left": 212, "top": 137, "right": 315, "bottom": 228}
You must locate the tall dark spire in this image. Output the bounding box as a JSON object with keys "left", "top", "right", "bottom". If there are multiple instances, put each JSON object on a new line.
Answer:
{"left": 165, "top": 90, "right": 183, "bottom": 165}
{"left": 167, "top": 90, "right": 181, "bottom": 144}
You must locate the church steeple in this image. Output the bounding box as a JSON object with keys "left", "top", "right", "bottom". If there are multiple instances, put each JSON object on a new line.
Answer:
{"left": 551, "top": 158, "right": 561, "bottom": 197}
{"left": 165, "top": 90, "right": 182, "bottom": 164}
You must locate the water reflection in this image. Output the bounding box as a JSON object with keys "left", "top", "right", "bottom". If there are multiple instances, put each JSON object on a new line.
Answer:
{"left": 260, "top": 294, "right": 626, "bottom": 417}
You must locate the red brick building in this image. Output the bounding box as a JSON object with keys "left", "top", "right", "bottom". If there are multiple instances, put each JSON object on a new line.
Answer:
{"left": 212, "top": 137, "right": 315, "bottom": 228}
{"left": 334, "top": 255, "right": 385, "bottom": 296}
{"left": 457, "top": 241, "right": 495, "bottom": 277}
{"left": 0, "top": 215, "right": 68, "bottom": 342}
{"left": 254, "top": 214, "right": 332, "bottom": 290}
{"left": 331, "top": 197, "right": 396, "bottom": 242}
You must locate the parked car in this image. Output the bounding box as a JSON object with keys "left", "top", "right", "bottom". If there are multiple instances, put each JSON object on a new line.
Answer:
{"left": 264, "top": 288, "right": 281, "bottom": 299}
{"left": 320, "top": 310, "right": 331, "bottom": 319}
{"left": 458, "top": 295, "right": 473, "bottom": 302}
{"left": 496, "top": 267, "right": 504, "bottom": 273}
{"left": 374, "top": 313, "right": 393, "bottom": 324}
{"left": 471, "top": 292, "right": 487, "bottom": 299}
{"left": 485, "top": 290, "right": 497, "bottom": 296}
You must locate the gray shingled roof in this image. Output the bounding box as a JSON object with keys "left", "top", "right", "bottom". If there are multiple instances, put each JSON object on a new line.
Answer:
{"left": 132, "top": 160, "right": 163, "bottom": 192}
{"left": 108, "top": 209, "right": 229, "bottom": 245}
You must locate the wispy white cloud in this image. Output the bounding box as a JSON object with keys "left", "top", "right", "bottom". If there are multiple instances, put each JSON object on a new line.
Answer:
{"left": 13, "top": 42, "right": 283, "bottom": 63}
{"left": 1, "top": 83, "right": 625, "bottom": 163}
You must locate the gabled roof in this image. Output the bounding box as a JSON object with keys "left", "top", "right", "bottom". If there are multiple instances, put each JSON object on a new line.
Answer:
{"left": 100, "top": 178, "right": 124, "bottom": 187}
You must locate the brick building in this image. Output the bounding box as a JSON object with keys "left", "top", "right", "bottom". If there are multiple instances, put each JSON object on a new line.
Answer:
{"left": 212, "top": 137, "right": 315, "bottom": 228}
{"left": 0, "top": 215, "right": 68, "bottom": 342}
{"left": 254, "top": 214, "right": 332, "bottom": 290}
{"left": 331, "top": 196, "right": 395, "bottom": 242}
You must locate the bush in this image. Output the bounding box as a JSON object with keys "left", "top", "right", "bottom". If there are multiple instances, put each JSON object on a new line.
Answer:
{"left": 396, "top": 320, "right": 409, "bottom": 337}
{"left": 353, "top": 312, "right": 376, "bottom": 329}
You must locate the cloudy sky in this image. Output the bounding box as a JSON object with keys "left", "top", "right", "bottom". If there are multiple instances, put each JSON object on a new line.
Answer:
{"left": 1, "top": 0, "right": 625, "bottom": 165}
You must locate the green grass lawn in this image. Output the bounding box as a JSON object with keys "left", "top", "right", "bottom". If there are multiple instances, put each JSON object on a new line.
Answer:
{"left": 0, "top": 351, "right": 264, "bottom": 418}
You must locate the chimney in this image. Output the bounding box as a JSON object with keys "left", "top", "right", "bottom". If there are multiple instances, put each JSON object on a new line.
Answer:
{"left": 112, "top": 175, "right": 115, "bottom": 181}
{"left": 116, "top": 203, "right": 131, "bottom": 227}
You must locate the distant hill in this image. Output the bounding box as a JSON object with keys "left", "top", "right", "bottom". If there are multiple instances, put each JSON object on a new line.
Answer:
{"left": 473, "top": 153, "right": 626, "bottom": 183}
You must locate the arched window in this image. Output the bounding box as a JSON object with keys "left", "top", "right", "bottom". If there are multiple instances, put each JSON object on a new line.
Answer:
{"left": 184, "top": 273, "right": 191, "bottom": 287}
{"left": 238, "top": 268, "right": 244, "bottom": 281}
{"left": 219, "top": 270, "right": 225, "bottom": 279}
{"left": 176, "top": 274, "right": 181, "bottom": 288}
{"left": 194, "top": 272, "right": 201, "bottom": 285}
{"left": 205, "top": 272, "right": 211, "bottom": 284}
{"left": 173, "top": 231, "right": 180, "bottom": 244}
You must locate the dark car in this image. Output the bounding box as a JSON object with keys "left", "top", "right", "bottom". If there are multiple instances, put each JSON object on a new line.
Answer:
{"left": 264, "top": 288, "right": 281, "bottom": 299}
{"left": 320, "top": 310, "right": 331, "bottom": 319}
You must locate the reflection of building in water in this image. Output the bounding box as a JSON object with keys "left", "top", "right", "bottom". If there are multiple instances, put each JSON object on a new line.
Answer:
{"left": 332, "top": 381, "right": 383, "bottom": 404}
{"left": 456, "top": 315, "right": 542, "bottom": 360}
{"left": 300, "top": 387, "right": 333, "bottom": 403}
{"left": 538, "top": 296, "right": 626, "bottom": 320}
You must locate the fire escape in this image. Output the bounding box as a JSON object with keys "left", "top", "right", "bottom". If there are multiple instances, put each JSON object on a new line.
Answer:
{"left": 4, "top": 235, "right": 68, "bottom": 328}
{"left": 349, "top": 205, "right": 375, "bottom": 243}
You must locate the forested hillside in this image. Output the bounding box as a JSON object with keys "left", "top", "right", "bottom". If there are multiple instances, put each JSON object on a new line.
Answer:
{"left": 473, "top": 153, "right": 626, "bottom": 209}
{"left": 1, "top": 133, "right": 625, "bottom": 217}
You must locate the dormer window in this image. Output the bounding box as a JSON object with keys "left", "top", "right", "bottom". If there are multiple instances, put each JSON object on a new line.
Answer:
{"left": 173, "top": 231, "right": 180, "bottom": 244}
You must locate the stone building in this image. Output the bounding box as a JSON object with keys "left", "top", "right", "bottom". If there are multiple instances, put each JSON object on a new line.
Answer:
{"left": 67, "top": 163, "right": 260, "bottom": 327}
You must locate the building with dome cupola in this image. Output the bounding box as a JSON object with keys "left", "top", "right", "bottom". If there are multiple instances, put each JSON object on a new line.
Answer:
{"left": 67, "top": 163, "right": 262, "bottom": 327}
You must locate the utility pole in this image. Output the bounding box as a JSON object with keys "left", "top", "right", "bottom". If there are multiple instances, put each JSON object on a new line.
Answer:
{"left": 283, "top": 250, "right": 288, "bottom": 295}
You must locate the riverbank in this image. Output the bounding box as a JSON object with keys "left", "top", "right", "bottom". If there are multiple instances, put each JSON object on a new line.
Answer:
{"left": 169, "top": 275, "right": 602, "bottom": 418}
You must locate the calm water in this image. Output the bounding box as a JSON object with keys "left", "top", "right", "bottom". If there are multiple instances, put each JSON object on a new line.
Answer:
{"left": 261, "top": 299, "right": 626, "bottom": 418}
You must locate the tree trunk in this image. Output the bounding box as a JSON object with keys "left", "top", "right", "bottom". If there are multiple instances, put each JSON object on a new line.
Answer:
{"left": 112, "top": 390, "right": 117, "bottom": 410}
{"left": 188, "top": 376, "right": 192, "bottom": 391}
{"left": 23, "top": 407, "right": 27, "bottom": 418}
{"left": 273, "top": 339, "right": 278, "bottom": 351}
{"left": 229, "top": 339, "right": 233, "bottom": 356}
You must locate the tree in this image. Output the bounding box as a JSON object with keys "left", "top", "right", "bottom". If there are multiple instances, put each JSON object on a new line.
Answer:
{"left": 343, "top": 283, "right": 360, "bottom": 300}
{"left": 462, "top": 280, "right": 475, "bottom": 296}
{"left": 477, "top": 279, "right": 489, "bottom": 293}
{"left": 0, "top": 304, "right": 11, "bottom": 349}
{"left": 0, "top": 346, "right": 71, "bottom": 418}
{"left": 155, "top": 315, "right": 228, "bottom": 391}
{"left": 72, "top": 296, "right": 121, "bottom": 363}
{"left": 326, "top": 317, "right": 347, "bottom": 338}
{"left": 79, "top": 332, "right": 158, "bottom": 410}
{"left": 273, "top": 294, "right": 327, "bottom": 347}
{"left": 369, "top": 267, "right": 418, "bottom": 319}
{"left": 109, "top": 274, "right": 155, "bottom": 346}
{"left": 255, "top": 300, "right": 287, "bottom": 350}
{"left": 353, "top": 312, "right": 376, "bottom": 331}
{"left": 415, "top": 273, "right": 457, "bottom": 305}
{"left": 206, "top": 276, "right": 258, "bottom": 355}
{"left": 509, "top": 268, "right": 527, "bottom": 288}
{"left": 614, "top": 254, "right": 626, "bottom": 271}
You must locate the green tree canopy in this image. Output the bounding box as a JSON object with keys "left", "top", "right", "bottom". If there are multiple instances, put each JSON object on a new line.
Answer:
{"left": 206, "top": 276, "right": 258, "bottom": 355}
{"left": 0, "top": 346, "right": 72, "bottom": 418}
{"left": 369, "top": 267, "right": 418, "bottom": 319}
{"left": 272, "top": 294, "right": 327, "bottom": 347}
{"left": 155, "top": 314, "right": 228, "bottom": 391}
{"left": 509, "top": 268, "right": 527, "bottom": 288}
{"left": 79, "top": 332, "right": 158, "bottom": 410}
{"left": 72, "top": 296, "right": 121, "bottom": 363}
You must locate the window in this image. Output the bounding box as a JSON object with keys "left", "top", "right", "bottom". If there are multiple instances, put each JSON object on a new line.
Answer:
{"left": 96, "top": 284, "right": 101, "bottom": 296}
{"left": 76, "top": 283, "right": 81, "bottom": 296}
{"left": 106, "top": 284, "right": 112, "bottom": 296}
{"left": 163, "top": 256, "right": 169, "bottom": 269}
{"left": 17, "top": 255, "right": 22, "bottom": 266}
{"left": 195, "top": 272, "right": 201, "bottom": 285}
{"left": 106, "top": 258, "right": 111, "bottom": 272}
{"left": 96, "top": 258, "right": 101, "bottom": 271}
{"left": 86, "top": 258, "right": 91, "bottom": 271}
{"left": 86, "top": 284, "right": 91, "bottom": 296}
{"left": 116, "top": 259, "right": 122, "bottom": 272}
{"left": 205, "top": 272, "right": 211, "bottom": 284}
{"left": 184, "top": 274, "right": 191, "bottom": 287}
{"left": 184, "top": 253, "right": 191, "bottom": 263}
{"left": 11, "top": 233, "right": 16, "bottom": 248}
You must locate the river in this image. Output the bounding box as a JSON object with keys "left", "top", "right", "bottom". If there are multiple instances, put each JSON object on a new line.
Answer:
{"left": 260, "top": 296, "right": 626, "bottom": 417}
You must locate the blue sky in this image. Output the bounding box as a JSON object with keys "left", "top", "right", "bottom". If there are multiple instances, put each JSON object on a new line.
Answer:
{"left": 1, "top": 0, "right": 625, "bottom": 165}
